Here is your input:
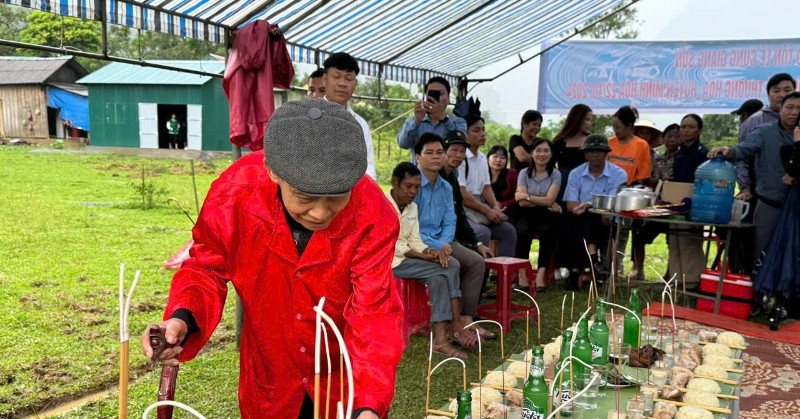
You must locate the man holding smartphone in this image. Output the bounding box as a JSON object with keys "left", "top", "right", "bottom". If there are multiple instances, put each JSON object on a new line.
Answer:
{"left": 397, "top": 76, "right": 467, "bottom": 163}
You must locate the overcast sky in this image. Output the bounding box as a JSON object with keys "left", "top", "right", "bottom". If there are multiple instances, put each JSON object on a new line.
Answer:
{"left": 468, "top": 0, "right": 800, "bottom": 128}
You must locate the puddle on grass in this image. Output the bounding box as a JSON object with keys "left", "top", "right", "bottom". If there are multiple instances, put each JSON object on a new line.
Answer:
{"left": 21, "top": 388, "right": 114, "bottom": 418}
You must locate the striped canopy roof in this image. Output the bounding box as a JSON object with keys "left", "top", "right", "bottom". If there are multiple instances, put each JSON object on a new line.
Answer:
{"left": 5, "top": 0, "right": 630, "bottom": 84}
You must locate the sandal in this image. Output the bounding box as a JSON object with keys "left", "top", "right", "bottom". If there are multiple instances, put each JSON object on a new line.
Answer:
{"left": 473, "top": 326, "right": 497, "bottom": 340}
{"left": 447, "top": 325, "right": 479, "bottom": 348}
{"left": 432, "top": 342, "right": 468, "bottom": 360}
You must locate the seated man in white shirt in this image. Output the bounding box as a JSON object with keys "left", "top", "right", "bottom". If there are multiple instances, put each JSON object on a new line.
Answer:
{"left": 387, "top": 162, "right": 476, "bottom": 359}
{"left": 458, "top": 114, "right": 517, "bottom": 258}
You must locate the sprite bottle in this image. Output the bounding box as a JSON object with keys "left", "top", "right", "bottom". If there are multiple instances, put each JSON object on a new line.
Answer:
{"left": 522, "top": 347, "right": 549, "bottom": 419}
{"left": 623, "top": 289, "right": 642, "bottom": 349}
{"left": 589, "top": 298, "right": 610, "bottom": 365}
{"left": 456, "top": 389, "right": 472, "bottom": 419}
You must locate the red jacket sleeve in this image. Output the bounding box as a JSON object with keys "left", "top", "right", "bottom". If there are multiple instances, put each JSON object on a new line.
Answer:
{"left": 164, "top": 177, "right": 233, "bottom": 361}
{"left": 343, "top": 198, "right": 403, "bottom": 416}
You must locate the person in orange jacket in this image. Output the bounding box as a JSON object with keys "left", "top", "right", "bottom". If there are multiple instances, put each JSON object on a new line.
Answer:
{"left": 141, "top": 99, "right": 403, "bottom": 419}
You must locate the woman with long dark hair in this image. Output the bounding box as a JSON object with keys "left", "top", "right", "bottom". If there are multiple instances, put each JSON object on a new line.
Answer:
{"left": 514, "top": 138, "right": 562, "bottom": 291}
{"left": 552, "top": 104, "right": 593, "bottom": 172}
{"left": 487, "top": 145, "right": 519, "bottom": 223}
{"left": 509, "top": 110, "right": 544, "bottom": 171}
{"left": 551, "top": 104, "right": 593, "bottom": 278}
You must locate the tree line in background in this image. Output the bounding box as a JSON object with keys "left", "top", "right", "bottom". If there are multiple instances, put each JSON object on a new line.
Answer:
{"left": 0, "top": 5, "right": 227, "bottom": 71}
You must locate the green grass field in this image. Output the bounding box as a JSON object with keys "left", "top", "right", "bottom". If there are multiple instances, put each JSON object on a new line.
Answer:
{"left": 0, "top": 145, "right": 677, "bottom": 418}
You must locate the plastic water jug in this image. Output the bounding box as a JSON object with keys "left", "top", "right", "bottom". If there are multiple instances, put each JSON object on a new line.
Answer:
{"left": 690, "top": 155, "right": 736, "bottom": 223}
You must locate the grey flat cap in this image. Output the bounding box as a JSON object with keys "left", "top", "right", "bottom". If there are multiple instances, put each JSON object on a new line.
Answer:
{"left": 264, "top": 98, "right": 367, "bottom": 196}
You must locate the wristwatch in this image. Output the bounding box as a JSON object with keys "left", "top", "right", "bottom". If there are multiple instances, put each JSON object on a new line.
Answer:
{"left": 476, "top": 241, "right": 484, "bottom": 247}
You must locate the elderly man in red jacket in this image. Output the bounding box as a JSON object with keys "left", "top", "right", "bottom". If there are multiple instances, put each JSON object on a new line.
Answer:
{"left": 142, "top": 99, "right": 403, "bottom": 419}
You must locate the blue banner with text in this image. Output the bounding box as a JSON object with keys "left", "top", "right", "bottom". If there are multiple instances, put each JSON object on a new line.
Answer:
{"left": 538, "top": 39, "right": 800, "bottom": 114}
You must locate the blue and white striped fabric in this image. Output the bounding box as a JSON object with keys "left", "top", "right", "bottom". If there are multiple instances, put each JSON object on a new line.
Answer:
{"left": 4, "top": 0, "right": 628, "bottom": 84}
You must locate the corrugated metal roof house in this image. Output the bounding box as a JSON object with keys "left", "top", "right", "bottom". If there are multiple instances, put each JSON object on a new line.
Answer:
{"left": 0, "top": 56, "right": 89, "bottom": 139}
{"left": 79, "top": 60, "right": 233, "bottom": 151}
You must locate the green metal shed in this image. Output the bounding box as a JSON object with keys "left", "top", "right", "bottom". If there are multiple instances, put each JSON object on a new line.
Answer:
{"left": 78, "top": 60, "right": 231, "bottom": 151}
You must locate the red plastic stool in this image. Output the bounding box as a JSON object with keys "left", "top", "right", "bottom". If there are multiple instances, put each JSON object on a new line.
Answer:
{"left": 394, "top": 277, "right": 431, "bottom": 347}
{"left": 478, "top": 257, "right": 538, "bottom": 332}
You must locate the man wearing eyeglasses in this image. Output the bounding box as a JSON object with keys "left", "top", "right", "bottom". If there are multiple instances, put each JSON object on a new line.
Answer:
{"left": 397, "top": 76, "right": 467, "bottom": 163}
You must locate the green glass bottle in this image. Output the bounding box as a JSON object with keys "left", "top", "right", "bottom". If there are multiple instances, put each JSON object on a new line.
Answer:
{"left": 571, "top": 316, "right": 593, "bottom": 377}
{"left": 456, "top": 389, "right": 472, "bottom": 419}
{"left": 589, "top": 298, "right": 610, "bottom": 365}
{"left": 522, "top": 347, "right": 549, "bottom": 419}
{"left": 623, "top": 289, "right": 642, "bottom": 349}
{"left": 553, "top": 329, "right": 574, "bottom": 415}
{"left": 554, "top": 329, "right": 574, "bottom": 374}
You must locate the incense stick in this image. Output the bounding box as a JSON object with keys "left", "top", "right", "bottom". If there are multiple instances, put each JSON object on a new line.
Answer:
{"left": 313, "top": 303, "right": 354, "bottom": 419}
{"left": 118, "top": 264, "right": 139, "bottom": 419}
{"left": 514, "top": 289, "right": 541, "bottom": 346}
{"left": 320, "top": 324, "right": 332, "bottom": 419}
{"left": 583, "top": 238, "right": 599, "bottom": 301}
{"left": 561, "top": 294, "right": 566, "bottom": 331}
{"left": 570, "top": 292, "right": 575, "bottom": 325}
{"left": 314, "top": 298, "right": 324, "bottom": 419}
{"left": 427, "top": 357, "right": 467, "bottom": 416}
{"left": 425, "top": 332, "right": 433, "bottom": 419}
{"left": 627, "top": 272, "right": 632, "bottom": 302}
{"left": 682, "top": 274, "right": 688, "bottom": 308}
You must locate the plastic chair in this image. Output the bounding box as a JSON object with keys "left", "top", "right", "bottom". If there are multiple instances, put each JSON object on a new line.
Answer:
{"left": 477, "top": 257, "right": 538, "bottom": 331}
{"left": 394, "top": 277, "right": 431, "bottom": 347}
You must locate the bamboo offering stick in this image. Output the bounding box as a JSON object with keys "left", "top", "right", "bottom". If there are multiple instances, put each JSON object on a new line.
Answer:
{"left": 426, "top": 409, "right": 455, "bottom": 418}
{"left": 675, "top": 387, "right": 740, "bottom": 400}
{"left": 694, "top": 375, "right": 740, "bottom": 385}
{"left": 654, "top": 398, "right": 732, "bottom": 414}
{"left": 698, "top": 341, "right": 748, "bottom": 351}
{"left": 570, "top": 292, "right": 575, "bottom": 325}
{"left": 427, "top": 357, "right": 467, "bottom": 417}
{"left": 425, "top": 332, "right": 433, "bottom": 419}
{"left": 117, "top": 264, "right": 139, "bottom": 419}
{"left": 561, "top": 294, "right": 566, "bottom": 331}
{"left": 313, "top": 299, "right": 325, "bottom": 419}
{"left": 513, "top": 288, "right": 541, "bottom": 346}
{"left": 682, "top": 274, "right": 688, "bottom": 308}
{"left": 587, "top": 282, "right": 593, "bottom": 309}
{"left": 583, "top": 238, "right": 599, "bottom": 302}
{"left": 320, "top": 324, "right": 332, "bottom": 419}
{"left": 627, "top": 272, "right": 632, "bottom": 302}
{"left": 313, "top": 302, "right": 355, "bottom": 419}
{"left": 470, "top": 381, "right": 522, "bottom": 391}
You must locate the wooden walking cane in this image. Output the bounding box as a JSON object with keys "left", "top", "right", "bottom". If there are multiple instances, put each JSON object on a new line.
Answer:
{"left": 149, "top": 326, "right": 179, "bottom": 419}
{"left": 118, "top": 264, "right": 139, "bottom": 419}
